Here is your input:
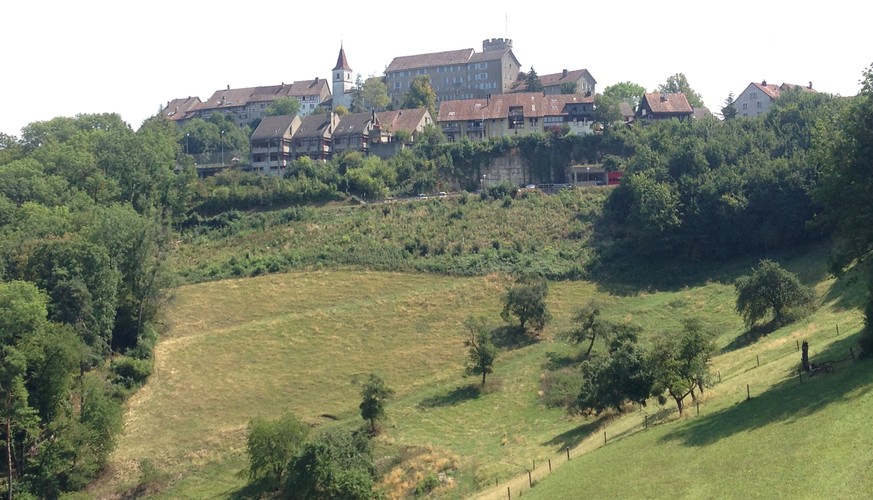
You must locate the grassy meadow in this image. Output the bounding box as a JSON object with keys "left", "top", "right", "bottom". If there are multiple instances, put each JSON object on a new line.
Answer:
{"left": 88, "top": 241, "right": 872, "bottom": 499}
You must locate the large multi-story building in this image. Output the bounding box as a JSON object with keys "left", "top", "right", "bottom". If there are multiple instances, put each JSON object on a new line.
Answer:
{"left": 384, "top": 38, "right": 521, "bottom": 107}
{"left": 437, "top": 92, "right": 595, "bottom": 142}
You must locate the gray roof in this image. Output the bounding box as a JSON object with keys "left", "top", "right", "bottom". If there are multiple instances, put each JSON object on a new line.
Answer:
{"left": 386, "top": 48, "right": 474, "bottom": 72}
{"left": 251, "top": 115, "right": 299, "bottom": 140}
{"left": 333, "top": 112, "right": 373, "bottom": 138}
{"left": 294, "top": 113, "right": 334, "bottom": 139}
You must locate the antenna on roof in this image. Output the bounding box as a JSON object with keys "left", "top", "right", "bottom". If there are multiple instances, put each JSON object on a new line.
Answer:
{"left": 505, "top": 13, "right": 508, "bottom": 38}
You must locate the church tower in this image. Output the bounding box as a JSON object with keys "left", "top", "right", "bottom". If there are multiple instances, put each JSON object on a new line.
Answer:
{"left": 332, "top": 44, "right": 354, "bottom": 110}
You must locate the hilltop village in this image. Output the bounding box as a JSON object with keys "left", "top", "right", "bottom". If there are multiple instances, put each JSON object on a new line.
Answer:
{"left": 161, "top": 38, "right": 816, "bottom": 180}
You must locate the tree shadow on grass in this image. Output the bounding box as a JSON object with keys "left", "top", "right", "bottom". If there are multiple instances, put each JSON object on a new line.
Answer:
{"left": 542, "top": 350, "right": 581, "bottom": 371}
{"left": 542, "top": 419, "right": 601, "bottom": 451}
{"left": 491, "top": 325, "right": 538, "bottom": 350}
{"left": 661, "top": 334, "right": 873, "bottom": 448}
{"left": 721, "top": 322, "right": 777, "bottom": 352}
{"left": 417, "top": 384, "right": 481, "bottom": 409}
{"left": 229, "top": 476, "right": 276, "bottom": 500}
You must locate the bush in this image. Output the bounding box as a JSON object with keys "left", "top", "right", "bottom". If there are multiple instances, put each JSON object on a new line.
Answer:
{"left": 111, "top": 355, "right": 153, "bottom": 389}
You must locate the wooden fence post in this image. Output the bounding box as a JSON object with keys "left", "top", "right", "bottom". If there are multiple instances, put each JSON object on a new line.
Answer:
{"left": 603, "top": 431, "right": 607, "bottom": 445}
{"left": 796, "top": 339, "right": 800, "bottom": 351}
{"left": 798, "top": 369, "right": 803, "bottom": 385}
{"left": 746, "top": 384, "right": 751, "bottom": 400}
{"left": 756, "top": 355, "right": 760, "bottom": 367}
{"left": 507, "top": 486, "right": 511, "bottom": 499}
{"left": 850, "top": 347, "right": 856, "bottom": 361}
{"left": 548, "top": 459, "right": 552, "bottom": 472}
{"left": 645, "top": 414, "right": 648, "bottom": 429}
{"left": 566, "top": 447, "right": 570, "bottom": 460}
{"left": 696, "top": 401, "right": 700, "bottom": 416}
{"left": 717, "top": 370, "right": 721, "bottom": 383}
{"left": 528, "top": 470, "right": 532, "bottom": 487}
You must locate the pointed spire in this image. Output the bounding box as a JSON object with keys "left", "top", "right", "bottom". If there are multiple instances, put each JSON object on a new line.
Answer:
{"left": 333, "top": 45, "right": 352, "bottom": 71}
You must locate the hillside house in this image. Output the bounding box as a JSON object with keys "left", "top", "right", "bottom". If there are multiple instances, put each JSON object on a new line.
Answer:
{"left": 733, "top": 80, "right": 815, "bottom": 117}
{"left": 511, "top": 68, "right": 596, "bottom": 96}
{"left": 250, "top": 114, "right": 302, "bottom": 174}
{"left": 637, "top": 92, "right": 693, "bottom": 121}
{"left": 292, "top": 112, "right": 339, "bottom": 161}
{"left": 437, "top": 92, "right": 595, "bottom": 142}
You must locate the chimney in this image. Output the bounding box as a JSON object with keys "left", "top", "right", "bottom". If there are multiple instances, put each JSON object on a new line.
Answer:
{"left": 808, "top": 81, "right": 813, "bottom": 89}
{"left": 227, "top": 84, "right": 231, "bottom": 90}
{"left": 660, "top": 94, "right": 668, "bottom": 102}
{"left": 315, "top": 77, "right": 318, "bottom": 82}
{"left": 761, "top": 79, "right": 767, "bottom": 86}
{"left": 562, "top": 69, "right": 568, "bottom": 78}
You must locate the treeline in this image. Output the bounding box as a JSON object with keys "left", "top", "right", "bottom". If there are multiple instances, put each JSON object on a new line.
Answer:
{"left": 596, "top": 88, "right": 842, "bottom": 264}
{"left": 0, "top": 113, "right": 185, "bottom": 497}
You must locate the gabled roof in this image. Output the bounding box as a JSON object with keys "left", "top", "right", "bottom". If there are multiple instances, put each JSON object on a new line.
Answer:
{"left": 618, "top": 101, "right": 635, "bottom": 119}
{"left": 641, "top": 92, "right": 693, "bottom": 115}
{"left": 195, "top": 81, "right": 330, "bottom": 112}
{"left": 468, "top": 47, "right": 520, "bottom": 68}
{"left": 251, "top": 115, "right": 299, "bottom": 140}
{"left": 751, "top": 82, "right": 782, "bottom": 100}
{"left": 438, "top": 93, "right": 595, "bottom": 121}
{"left": 375, "top": 108, "right": 431, "bottom": 133}
{"left": 386, "top": 48, "right": 475, "bottom": 72}
{"left": 284, "top": 79, "right": 330, "bottom": 97}
{"left": 294, "top": 113, "right": 334, "bottom": 139}
{"left": 510, "top": 69, "right": 596, "bottom": 92}
{"left": 780, "top": 82, "right": 816, "bottom": 93}
{"left": 162, "top": 96, "right": 201, "bottom": 121}
{"left": 692, "top": 107, "right": 713, "bottom": 120}
{"left": 333, "top": 112, "right": 373, "bottom": 138}
{"left": 438, "top": 99, "right": 490, "bottom": 122}
{"left": 333, "top": 46, "right": 352, "bottom": 71}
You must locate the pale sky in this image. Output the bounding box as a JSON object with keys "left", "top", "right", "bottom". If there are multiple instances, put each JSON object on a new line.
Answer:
{"left": 2, "top": 0, "right": 870, "bottom": 137}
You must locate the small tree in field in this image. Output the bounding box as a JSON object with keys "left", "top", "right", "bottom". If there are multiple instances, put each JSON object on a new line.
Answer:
{"left": 463, "top": 316, "right": 497, "bottom": 386}
{"left": 246, "top": 412, "right": 308, "bottom": 492}
{"left": 562, "top": 300, "right": 608, "bottom": 359}
{"left": 359, "top": 374, "right": 393, "bottom": 434}
{"left": 501, "top": 276, "right": 551, "bottom": 334}
{"left": 648, "top": 318, "right": 716, "bottom": 416}
{"left": 735, "top": 260, "right": 815, "bottom": 329}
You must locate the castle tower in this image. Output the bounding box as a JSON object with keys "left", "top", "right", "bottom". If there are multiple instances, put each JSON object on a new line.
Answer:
{"left": 332, "top": 44, "right": 354, "bottom": 110}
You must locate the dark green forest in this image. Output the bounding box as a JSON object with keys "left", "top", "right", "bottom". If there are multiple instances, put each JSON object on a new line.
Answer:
{"left": 1, "top": 63, "right": 872, "bottom": 498}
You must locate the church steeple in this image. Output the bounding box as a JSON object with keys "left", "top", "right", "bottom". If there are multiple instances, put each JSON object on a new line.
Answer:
{"left": 333, "top": 44, "right": 352, "bottom": 71}
{"left": 332, "top": 44, "right": 354, "bottom": 110}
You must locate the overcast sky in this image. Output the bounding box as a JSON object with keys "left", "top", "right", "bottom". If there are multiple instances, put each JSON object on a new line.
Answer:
{"left": 2, "top": 0, "right": 870, "bottom": 136}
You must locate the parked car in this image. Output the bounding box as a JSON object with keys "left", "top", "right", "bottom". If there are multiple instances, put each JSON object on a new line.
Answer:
{"left": 418, "top": 193, "right": 428, "bottom": 200}
{"left": 438, "top": 191, "right": 447, "bottom": 198}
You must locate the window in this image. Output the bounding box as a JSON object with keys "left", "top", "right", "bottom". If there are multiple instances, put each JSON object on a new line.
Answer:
{"left": 742, "top": 103, "right": 748, "bottom": 110}
{"left": 750, "top": 91, "right": 757, "bottom": 100}
{"left": 757, "top": 101, "right": 762, "bottom": 109}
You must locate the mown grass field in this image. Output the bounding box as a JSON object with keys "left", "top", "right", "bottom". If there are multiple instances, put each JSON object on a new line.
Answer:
{"left": 92, "top": 245, "right": 870, "bottom": 499}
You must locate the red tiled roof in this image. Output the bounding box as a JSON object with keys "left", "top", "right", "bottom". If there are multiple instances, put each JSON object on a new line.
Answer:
{"left": 752, "top": 82, "right": 782, "bottom": 100}
{"left": 386, "top": 48, "right": 474, "bottom": 72}
{"left": 375, "top": 108, "right": 431, "bottom": 133}
{"left": 194, "top": 80, "right": 330, "bottom": 112}
{"left": 438, "top": 93, "right": 594, "bottom": 121}
{"left": 162, "top": 96, "right": 201, "bottom": 121}
{"left": 642, "top": 92, "right": 693, "bottom": 114}
{"left": 510, "top": 69, "right": 596, "bottom": 91}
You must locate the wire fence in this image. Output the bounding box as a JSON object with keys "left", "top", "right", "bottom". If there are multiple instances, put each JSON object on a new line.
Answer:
{"left": 473, "top": 335, "right": 864, "bottom": 500}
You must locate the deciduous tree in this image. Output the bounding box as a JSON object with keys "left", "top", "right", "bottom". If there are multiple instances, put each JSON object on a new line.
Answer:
{"left": 463, "top": 316, "right": 497, "bottom": 386}
{"left": 657, "top": 73, "right": 704, "bottom": 108}
{"left": 246, "top": 412, "right": 308, "bottom": 491}
{"left": 735, "top": 260, "right": 815, "bottom": 328}
{"left": 359, "top": 373, "right": 393, "bottom": 434}
{"left": 501, "top": 275, "right": 551, "bottom": 334}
